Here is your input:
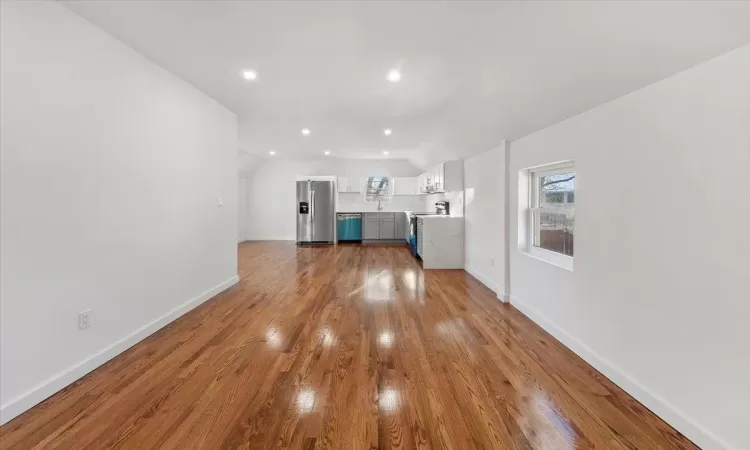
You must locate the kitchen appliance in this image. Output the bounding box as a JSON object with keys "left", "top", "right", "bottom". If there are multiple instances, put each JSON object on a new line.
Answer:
{"left": 296, "top": 180, "right": 335, "bottom": 244}
{"left": 337, "top": 213, "right": 362, "bottom": 242}
{"left": 408, "top": 202, "right": 450, "bottom": 256}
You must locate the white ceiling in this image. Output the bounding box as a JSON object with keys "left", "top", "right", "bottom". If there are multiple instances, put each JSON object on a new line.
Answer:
{"left": 64, "top": 1, "right": 750, "bottom": 168}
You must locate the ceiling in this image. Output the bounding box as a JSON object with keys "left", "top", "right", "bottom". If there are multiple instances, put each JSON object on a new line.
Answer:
{"left": 64, "top": 1, "right": 750, "bottom": 168}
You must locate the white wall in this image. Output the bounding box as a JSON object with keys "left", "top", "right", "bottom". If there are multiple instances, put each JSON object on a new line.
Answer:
{"left": 463, "top": 145, "right": 506, "bottom": 296}
{"left": 245, "top": 158, "right": 423, "bottom": 240}
{"left": 0, "top": 2, "right": 238, "bottom": 423}
{"left": 509, "top": 44, "right": 750, "bottom": 450}
{"left": 238, "top": 176, "right": 249, "bottom": 242}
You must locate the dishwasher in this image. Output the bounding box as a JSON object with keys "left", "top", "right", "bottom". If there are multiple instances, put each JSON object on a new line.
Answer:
{"left": 337, "top": 213, "right": 362, "bottom": 242}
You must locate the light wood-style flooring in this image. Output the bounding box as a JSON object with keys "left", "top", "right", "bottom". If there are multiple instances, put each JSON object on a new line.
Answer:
{"left": 0, "top": 241, "right": 698, "bottom": 449}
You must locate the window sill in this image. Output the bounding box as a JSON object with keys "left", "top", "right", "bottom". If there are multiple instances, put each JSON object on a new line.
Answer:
{"left": 522, "top": 247, "right": 574, "bottom": 272}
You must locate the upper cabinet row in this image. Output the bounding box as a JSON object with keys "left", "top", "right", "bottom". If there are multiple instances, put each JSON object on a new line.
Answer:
{"left": 337, "top": 161, "right": 463, "bottom": 196}
{"left": 416, "top": 160, "right": 463, "bottom": 194}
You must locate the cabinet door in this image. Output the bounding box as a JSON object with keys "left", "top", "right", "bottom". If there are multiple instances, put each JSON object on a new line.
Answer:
{"left": 416, "top": 220, "right": 424, "bottom": 256}
{"left": 364, "top": 216, "right": 380, "bottom": 240}
{"left": 348, "top": 177, "right": 361, "bottom": 193}
{"left": 394, "top": 212, "right": 406, "bottom": 240}
{"left": 434, "top": 163, "right": 444, "bottom": 192}
{"left": 379, "top": 219, "right": 395, "bottom": 239}
{"left": 418, "top": 173, "right": 427, "bottom": 194}
{"left": 337, "top": 177, "right": 350, "bottom": 193}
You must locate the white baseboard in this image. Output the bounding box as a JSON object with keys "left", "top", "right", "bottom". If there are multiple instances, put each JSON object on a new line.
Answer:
{"left": 464, "top": 265, "right": 508, "bottom": 302}
{"left": 509, "top": 295, "right": 735, "bottom": 450}
{"left": 245, "top": 237, "right": 295, "bottom": 241}
{"left": 0, "top": 275, "right": 240, "bottom": 425}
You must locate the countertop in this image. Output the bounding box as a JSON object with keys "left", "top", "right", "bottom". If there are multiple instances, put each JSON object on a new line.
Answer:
{"left": 417, "top": 215, "right": 463, "bottom": 220}
{"left": 336, "top": 210, "right": 427, "bottom": 214}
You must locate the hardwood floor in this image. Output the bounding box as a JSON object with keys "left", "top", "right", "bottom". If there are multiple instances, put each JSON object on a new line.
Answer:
{"left": 1, "top": 241, "right": 697, "bottom": 449}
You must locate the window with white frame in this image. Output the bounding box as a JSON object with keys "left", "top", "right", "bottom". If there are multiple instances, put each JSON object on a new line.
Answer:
{"left": 364, "top": 176, "right": 393, "bottom": 202}
{"left": 528, "top": 163, "right": 575, "bottom": 266}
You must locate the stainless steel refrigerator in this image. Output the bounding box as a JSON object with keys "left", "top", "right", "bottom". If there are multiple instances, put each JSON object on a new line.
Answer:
{"left": 296, "top": 180, "right": 335, "bottom": 244}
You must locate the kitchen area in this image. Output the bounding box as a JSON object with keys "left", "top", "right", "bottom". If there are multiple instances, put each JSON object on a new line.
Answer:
{"left": 296, "top": 161, "right": 465, "bottom": 269}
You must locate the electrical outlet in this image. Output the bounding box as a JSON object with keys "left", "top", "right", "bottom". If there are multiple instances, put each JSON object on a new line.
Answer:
{"left": 490, "top": 258, "right": 495, "bottom": 267}
{"left": 79, "top": 310, "right": 91, "bottom": 330}
{"left": 217, "top": 197, "right": 224, "bottom": 207}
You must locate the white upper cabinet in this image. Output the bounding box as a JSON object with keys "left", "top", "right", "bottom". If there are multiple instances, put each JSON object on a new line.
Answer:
{"left": 393, "top": 177, "right": 418, "bottom": 195}
{"left": 417, "top": 160, "right": 463, "bottom": 193}
{"left": 337, "top": 177, "right": 361, "bottom": 193}
{"left": 418, "top": 173, "right": 428, "bottom": 194}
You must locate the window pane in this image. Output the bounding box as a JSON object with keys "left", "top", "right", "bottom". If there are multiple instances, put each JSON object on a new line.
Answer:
{"left": 365, "top": 176, "right": 391, "bottom": 202}
{"left": 534, "top": 212, "right": 574, "bottom": 256}
{"left": 540, "top": 172, "right": 575, "bottom": 207}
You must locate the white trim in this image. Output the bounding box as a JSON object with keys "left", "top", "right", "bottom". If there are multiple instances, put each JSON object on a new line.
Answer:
{"left": 0, "top": 275, "right": 240, "bottom": 425}
{"left": 245, "top": 237, "right": 296, "bottom": 241}
{"left": 526, "top": 246, "right": 574, "bottom": 271}
{"left": 526, "top": 160, "right": 575, "bottom": 175}
{"left": 465, "top": 265, "right": 508, "bottom": 302}
{"left": 509, "top": 295, "right": 734, "bottom": 450}
{"left": 464, "top": 265, "right": 498, "bottom": 293}
{"left": 530, "top": 206, "right": 574, "bottom": 215}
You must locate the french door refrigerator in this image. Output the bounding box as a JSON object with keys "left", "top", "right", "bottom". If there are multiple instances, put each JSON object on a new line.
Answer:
{"left": 296, "top": 180, "right": 335, "bottom": 244}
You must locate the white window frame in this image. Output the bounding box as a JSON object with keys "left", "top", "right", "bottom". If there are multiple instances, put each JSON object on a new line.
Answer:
{"left": 364, "top": 176, "right": 393, "bottom": 203}
{"left": 526, "top": 162, "right": 575, "bottom": 271}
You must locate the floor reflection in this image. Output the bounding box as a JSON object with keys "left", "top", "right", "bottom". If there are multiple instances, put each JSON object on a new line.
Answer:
{"left": 264, "top": 328, "right": 282, "bottom": 349}
{"left": 318, "top": 326, "right": 335, "bottom": 347}
{"left": 379, "top": 387, "right": 399, "bottom": 412}
{"left": 378, "top": 331, "right": 394, "bottom": 348}
{"left": 296, "top": 388, "right": 316, "bottom": 414}
{"left": 364, "top": 270, "right": 395, "bottom": 303}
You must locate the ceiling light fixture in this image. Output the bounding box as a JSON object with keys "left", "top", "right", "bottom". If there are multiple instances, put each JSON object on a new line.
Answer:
{"left": 383, "top": 151, "right": 389, "bottom": 156}
{"left": 301, "top": 128, "right": 311, "bottom": 136}
{"left": 324, "top": 150, "right": 331, "bottom": 156}
{"left": 269, "top": 150, "right": 276, "bottom": 155}
{"left": 242, "top": 70, "right": 257, "bottom": 81}
{"left": 386, "top": 69, "right": 401, "bottom": 83}
{"left": 384, "top": 129, "right": 392, "bottom": 136}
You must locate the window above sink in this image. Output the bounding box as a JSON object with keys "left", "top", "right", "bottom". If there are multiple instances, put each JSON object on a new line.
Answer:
{"left": 365, "top": 176, "right": 393, "bottom": 202}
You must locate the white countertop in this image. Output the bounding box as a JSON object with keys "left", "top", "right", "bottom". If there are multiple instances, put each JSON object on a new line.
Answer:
{"left": 417, "top": 215, "right": 463, "bottom": 220}
{"left": 337, "top": 210, "right": 430, "bottom": 214}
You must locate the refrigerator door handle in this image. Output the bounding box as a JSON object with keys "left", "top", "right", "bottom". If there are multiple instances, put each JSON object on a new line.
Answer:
{"left": 310, "top": 188, "right": 315, "bottom": 224}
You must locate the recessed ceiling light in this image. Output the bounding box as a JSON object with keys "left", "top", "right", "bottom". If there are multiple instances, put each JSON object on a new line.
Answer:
{"left": 324, "top": 150, "right": 331, "bottom": 156}
{"left": 386, "top": 69, "right": 401, "bottom": 82}
{"left": 384, "top": 129, "right": 392, "bottom": 136}
{"left": 383, "top": 151, "right": 389, "bottom": 156}
{"left": 269, "top": 150, "right": 276, "bottom": 155}
{"left": 242, "top": 70, "right": 257, "bottom": 81}
{"left": 301, "top": 128, "right": 311, "bottom": 136}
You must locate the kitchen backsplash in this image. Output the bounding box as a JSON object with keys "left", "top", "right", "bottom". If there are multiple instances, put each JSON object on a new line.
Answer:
{"left": 425, "top": 190, "right": 465, "bottom": 217}
{"left": 337, "top": 193, "right": 426, "bottom": 212}
{"left": 337, "top": 191, "right": 464, "bottom": 215}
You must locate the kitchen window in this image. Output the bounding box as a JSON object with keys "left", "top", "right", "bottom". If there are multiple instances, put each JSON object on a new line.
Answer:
{"left": 365, "top": 176, "right": 392, "bottom": 202}
{"left": 528, "top": 163, "right": 575, "bottom": 270}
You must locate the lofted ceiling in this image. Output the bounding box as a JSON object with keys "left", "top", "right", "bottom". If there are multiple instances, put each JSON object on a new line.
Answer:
{"left": 63, "top": 1, "right": 750, "bottom": 169}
